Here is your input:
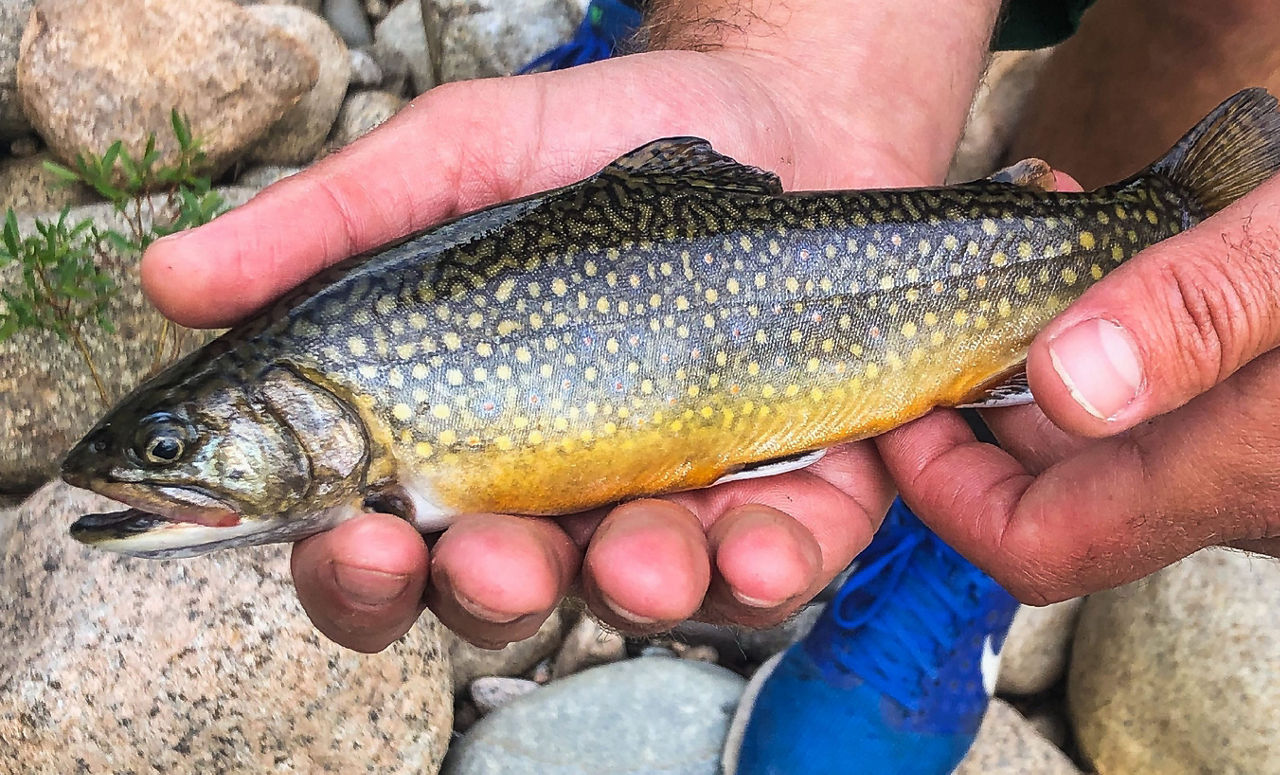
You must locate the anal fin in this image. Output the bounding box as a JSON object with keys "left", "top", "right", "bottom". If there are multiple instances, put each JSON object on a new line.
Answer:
{"left": 956, "top": 369, "right": 1035, "bottom": 409}
{"left": 987, "top": 158, "right": 1056, "bottom": 192}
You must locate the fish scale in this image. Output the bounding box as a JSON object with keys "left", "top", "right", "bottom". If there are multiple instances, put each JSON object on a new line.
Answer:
{"left": 59, "top": 88, "right": 1280, "bottom": 557}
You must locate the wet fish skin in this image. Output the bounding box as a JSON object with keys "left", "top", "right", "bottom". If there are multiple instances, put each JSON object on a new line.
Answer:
{"left": 60, "top": 88, "right": 1280, "bottom": 557}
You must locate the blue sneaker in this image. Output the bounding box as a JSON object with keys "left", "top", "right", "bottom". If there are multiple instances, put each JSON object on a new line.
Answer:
{"left": 723, "top": 499, "right": 1019, "bottom": 775}
{"left": 519, "top": 0, "right": 644, "bottom": 73}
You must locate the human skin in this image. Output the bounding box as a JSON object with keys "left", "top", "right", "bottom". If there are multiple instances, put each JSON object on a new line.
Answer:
{"left": 141, "top": 0, "right": 1004, "bottom": 650}
{"left": 878, "top": 0, "right": 1280, "bottom": 603}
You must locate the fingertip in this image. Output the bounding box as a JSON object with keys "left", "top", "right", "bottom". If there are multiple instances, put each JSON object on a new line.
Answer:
{"left": 583, "top": 500, "right": 710, "bottom": 629}
{"left": 140, "top": 230, "right": 226, "bottom": 328}
{"left": 710, "top": 506, "right": 821, "bottom": 609}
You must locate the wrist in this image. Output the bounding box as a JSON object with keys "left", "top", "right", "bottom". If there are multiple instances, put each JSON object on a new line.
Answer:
{"left": 646, "top": 0, "right": 1003, "bottom": 185}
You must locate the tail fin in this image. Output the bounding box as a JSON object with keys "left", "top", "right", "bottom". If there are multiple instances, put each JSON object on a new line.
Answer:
{"left": 1151, "top": 87, "right": 1280, "bottom": 214}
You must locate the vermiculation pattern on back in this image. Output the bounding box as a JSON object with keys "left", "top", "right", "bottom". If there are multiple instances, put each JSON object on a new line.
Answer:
{"left": 229, "top": 159, "right": 1190, "bottom": 515}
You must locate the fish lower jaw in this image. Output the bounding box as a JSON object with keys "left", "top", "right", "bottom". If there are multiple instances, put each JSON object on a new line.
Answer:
{"left": 70, "top": 503, "right": 365, "bottom": 559}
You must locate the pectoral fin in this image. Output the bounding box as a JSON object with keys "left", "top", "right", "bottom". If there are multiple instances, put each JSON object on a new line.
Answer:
{"left": 711, "top": 449, "right": 828, "bottom": 486}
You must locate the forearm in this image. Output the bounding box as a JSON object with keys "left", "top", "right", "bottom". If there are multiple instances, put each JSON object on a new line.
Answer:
{"left": 646, "top": 0, "right": 1004, "bottom": 184}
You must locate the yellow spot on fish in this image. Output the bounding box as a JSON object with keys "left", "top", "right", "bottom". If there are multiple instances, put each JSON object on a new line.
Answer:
{"left": 347, "top": 337, "right": 367, "bottom": 356}
{"left": 446, "top": 369, "right": 463, "bottom": 386}
{"left": 442, "top": 332, "right": 462, "bottom": 351}
{"left": 388, "top": 368, "right": 404, "bottom": 388}
{"left": 1091, "top": 264, "right": 1104, "bottom": 280}
{"left": 358, "top": 365, "right": 377, "bottom": 379}
{"left": 998, "top": 297, "right": 1012, "bottom": 317}
{"left": 866, "top": 363, "right": 881, "bottom": 378}
{"left": 1146, "top": 210, "right": 1159, "bottom": 224}
{"left": 992, "top": 252, "right": 1009, "bottom": 268}
{"left": 902, "top": 321, "right": 918, "bottom": 339}
{"left": 705, "top": 288, "right": 719, "bottom": 303}
{"left": 879, "top": 275, "right": 895, "bottom": 291}
{"left": 551, "top": 278, "right": 568, "bottom": 296}
{"left": 982, "top": 219, "right": 998, "bottom": 236}
{"left": 727, "top": 278, "right": 741, "bottom": 295}
{"left": 954, "top": 310, "right": 969, "bottom": 325}
{"left": 1061, "top": 268, "right": 1078, "bottom": 284}
{"left": 1015, "top": 276, "right": 1031, "bottom": 295}
{"left": 413, "top": 363, "right": 429, "bottom": 380}
{"left": 476, "top": 342, "right": 493, "bottom": 357}
{"left": 1079, "top": 231, "right": 1096, "bottom": 250}
{"left": 393, "top": 404, "right": 412, "bottom": 421}
{"left": 597, "top": 297, "right": 610, "bottom": 313}
{"left": 431, "top": 404, "right": 450, "bottom": 420}
{"left": 415, "top": 442, "right": 433, "bottom": 458}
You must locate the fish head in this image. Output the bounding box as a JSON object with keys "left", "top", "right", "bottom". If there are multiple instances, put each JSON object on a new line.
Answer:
{"left": 61, "top": 365, "right": 371, "bottom": 558}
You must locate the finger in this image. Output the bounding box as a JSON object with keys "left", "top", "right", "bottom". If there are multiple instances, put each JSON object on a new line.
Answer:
{"left": 878, "top": 353, "right": 1279, "bottom": 603}
{"left": 290, "top": 512, "right": 429, "bottom": 653}
{"left": 978, "top": 403, "right": 1092, "bottom": 473}
{"left": 664, "top": 440, "right": 893, "bottom": 588}
{"left": 1026, "top": 175, "right": 1280, "bottom": 436}
{"left": 425, "top": 512, "right": 579, "bottom": 649}
{"left": 579, "top": 499, "right": 711, "bottom": 633}
{"left": 699, "top": 504, "right": 824, "bottom": 628}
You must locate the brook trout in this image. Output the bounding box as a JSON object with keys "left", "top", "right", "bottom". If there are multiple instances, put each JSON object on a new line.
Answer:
{"left": 61, "top": 89, "right": 1280, "bottom": 558}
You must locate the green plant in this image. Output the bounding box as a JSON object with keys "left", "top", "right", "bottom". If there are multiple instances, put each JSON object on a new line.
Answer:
{"left": 0, "top": 111, "right": 227, "bottom": 404}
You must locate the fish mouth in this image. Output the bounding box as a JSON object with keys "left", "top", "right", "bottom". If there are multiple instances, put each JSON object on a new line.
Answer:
{"left": 68, "top": 507, "right": 291, "bottom": 559}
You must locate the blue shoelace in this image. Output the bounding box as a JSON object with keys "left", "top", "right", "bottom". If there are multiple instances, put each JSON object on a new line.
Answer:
{"left": 821, "top": 525, "right": 992, "bottom": 711}
{"left": 519, "top": 0, "right": 644, "bottom": 74}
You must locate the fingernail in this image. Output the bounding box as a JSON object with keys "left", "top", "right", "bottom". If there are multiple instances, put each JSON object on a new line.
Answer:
{"left": 731, "top": 589, "right": 790, "bottom": 609}
{"left": 598, "top": 592, "right": 659, "bottom": 625}
{"left": 1048, "top": 318, "right": 1144, "bottom": 420}
{"left": 332, "top": 562, "right": 410, "bottom": 606}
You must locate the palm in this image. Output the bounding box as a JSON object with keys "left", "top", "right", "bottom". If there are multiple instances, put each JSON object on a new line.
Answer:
{"left": 143, "top": 50, "right": 925, "bottom": 649}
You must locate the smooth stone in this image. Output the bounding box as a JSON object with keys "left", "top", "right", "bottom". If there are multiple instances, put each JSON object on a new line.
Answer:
{"left": 0, "top": 187, "right": 259, "bottom": 494}
{"left": 1069, "top": 548, "right": 1280, "bottom": 775}
{"left": 948, "top": 49, "right": 1054, "bottom": 183}
{"left": 327, "top": 89, "right": 405, "bottom": 149}
{"left": 669, "top": 603, "right": 824, "bottom": 669}
{"left": 551, "top": 615, "right": 627, "bottom": 678}
{"left": 996, "top": 598, "right": 1083, "bottom": 695}
{"left": 0, "top": 482, "right": 453, "bottom": 771}
{"left": 0, "top": 151, "right": 96, "bottom": 212}
{"left": 954, "top": 699, "right": 1081, "bottom": 775}
{"left": 470, "top": 676, "right": 541, "bottom": 716}
{"left": 19, "top": 0, "right": 316, "bottom": 175}
{"left": 374, "top": 0, "right": 433, "bottom": 95}
{"left": 324, "top": 0, "right": 373, "bottom": 46}
{"left": 234, "top": 163, "right": 305, "bottom": 189}
{"left": 422, "top": 0, "right": 586, "bottom": 84}
{"left": 447, "top": 606, "right": 567, "bottom": 692}
{"left": 246, "top": 4, "right": 350, "bottom": 165}
{"left": 349, "top": 46, "right": 384, "bottom": 88}
{"left": 443, "top": 657, "right": 746, "bottom": 775}
{"left": 0, "top": 0, "right": 34, "bottom": 140}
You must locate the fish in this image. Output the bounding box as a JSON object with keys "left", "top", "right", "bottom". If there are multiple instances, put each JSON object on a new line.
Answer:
{"left": 61, "top": 88, "right": 1280, "bottom": 559}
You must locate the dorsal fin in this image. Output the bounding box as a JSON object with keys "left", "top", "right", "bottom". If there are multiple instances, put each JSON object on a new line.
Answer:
{"left": 601, "top": 137, "right": 783, "bottom": 194}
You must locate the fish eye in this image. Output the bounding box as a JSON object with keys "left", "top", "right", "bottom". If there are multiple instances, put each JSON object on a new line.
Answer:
{"left": 134, "top": 412, "right": 193, "bottom": 467}
{"left": 144, "top": 436, "right": 184, "bottom": 464}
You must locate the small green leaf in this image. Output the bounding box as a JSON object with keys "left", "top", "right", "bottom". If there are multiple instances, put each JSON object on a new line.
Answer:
{"left": 42, "top": 161, "right": 83, "bottom": 184}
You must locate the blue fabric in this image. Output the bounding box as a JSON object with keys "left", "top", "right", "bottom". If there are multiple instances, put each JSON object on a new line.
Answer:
{"left": 519, "top": 0, "right": 644, "bottom": 74}
{"left": 733, "top": 499, "right": 1019, "bottom": 775}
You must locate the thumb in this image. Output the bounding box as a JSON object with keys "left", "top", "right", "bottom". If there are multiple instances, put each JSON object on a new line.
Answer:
{"left": 1027, "top": 175, "right": 1280, "bottom": 437}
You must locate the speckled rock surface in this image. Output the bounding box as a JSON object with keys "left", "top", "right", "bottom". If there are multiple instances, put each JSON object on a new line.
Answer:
{"left": 324, "top": 0, "right": 373, "bottom": 47}
{"left": 374, "top": 0, "right": 433, "bottom": 94}
{"left": 996, "top": 599, "right": 1083, "bottom": 695}
{"left": 442, "top": 657, "right": 744, "bottom": 775}
{"left": 422, "top": 0, "right": 586, "bottom": 84}
{"left": 0, "top": 150, "right": 96, "bottom": 212}
{"left": 953, "top": 699, "right": 1081, "bottom": 775}
{"left": 448, "top": 606, "right": 566, "bottom": 692}
{"left": 0, "top": 187, "right": 259, "bottom": 494}
{"left": 327, "top": 89, "right": 405, "bottom": 149}
{"left": 0, "top": 0, "right": 35, "bottom": 140}
{"left": 18, "top": 0, "right": 317, "bottom": 175}
{"left": 1069, "top": 548, "right": 1280, "bottom": 775}
{"left": 0, "top": 482, "right": 452, "bottom": 773}
{"left": 246, "top": 3, "right": 350, "bottom": 165}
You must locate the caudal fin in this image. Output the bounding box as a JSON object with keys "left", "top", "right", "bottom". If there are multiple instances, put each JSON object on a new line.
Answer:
{"left": 1151, "top": 87, "right": 1280, "bottom": 214}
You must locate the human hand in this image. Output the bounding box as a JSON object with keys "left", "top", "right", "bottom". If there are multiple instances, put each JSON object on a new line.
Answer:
{"left": 141, "top": 0, "right": 1003, "bottom": 650}
{"left": 878, "top": 173, "right": 1280, "bottom": 604}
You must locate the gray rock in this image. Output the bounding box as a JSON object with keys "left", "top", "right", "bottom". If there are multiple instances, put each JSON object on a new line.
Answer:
{"left": 349, "top": 46, "right": 385, "bottom": 88}
{"left": 246, "top": 4, "right": 350, "bottom": 165}
{"left": 0, "top": 0, "right": 34, "bottom": 140}
{"left": 422, "top": 0, "right": 587, "bottom": 84}
{"left": 0, "top": 482, "right": 453, "bottom": 772}
{"left": 327, "top": 89, "right": 405, "bottom": 149}
{"left": 374, "top": 0, "right": 433, "bottom": 94}
{"left": 448, "top": 606, "right": 567, "bottom": 692}
{"left": 551, "top": 615, "right": 626, "bottom": 678}
{"left": 324, "top": 0, "right": 373, "bottom": 46}
{"left": 18, "top": 0, "right": 317, "bottom": 176}
{"left": 234, "top": 163, "right": 306, "bottom": 189}
{"left": 1069, "top": 548, "right": 1280, "bottom": 775}
{"left": 0, "top": 151, "right": 95, "bottom": 212}
{"left": 444, "top": 657, "right": 745, "bottom": 775}
{"left": 0, "top": 187, "right": 259, "bottom": 494}
{"left": 953, "top": 699, "right": 1081, "bottom": 775}
{"left": 470, "top": 676, "right": 541, "bottom": 715}
{"left": 996, "top": 598, "right": 1083, "bottom": 695}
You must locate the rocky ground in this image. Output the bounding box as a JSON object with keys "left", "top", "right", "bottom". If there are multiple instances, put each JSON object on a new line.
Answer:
{"left": 1, "top": 1, "right": 1277, "bottom": 773}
